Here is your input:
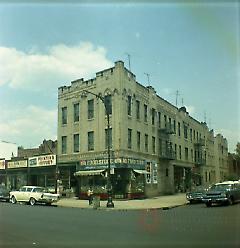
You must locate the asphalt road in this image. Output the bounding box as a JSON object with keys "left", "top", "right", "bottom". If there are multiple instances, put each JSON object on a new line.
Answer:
{"left": 0, "top": 202, "right": 239, "bottom": 248}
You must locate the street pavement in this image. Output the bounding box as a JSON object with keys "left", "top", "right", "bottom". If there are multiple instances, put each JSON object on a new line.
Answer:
{"left": 54, "top": 193, "right": 187, "bottom": 210}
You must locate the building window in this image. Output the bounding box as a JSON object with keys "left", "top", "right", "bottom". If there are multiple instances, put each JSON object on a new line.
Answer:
{"left": 104, "top": 95, "right": 112, "bottom": 115}
{"left": 88, "top": 131, "right": 94, "bottom": 151}
{"left": 178, "top": 122, "right": 181, "bottom": 137}
{"left": 190, "top": 128, "right": 193, "bottom": 141}
{"left": 73, "top": 134, "right": 80, "bottom": 153}
{"left": 179, "top": 145, "right": 182, "bottom": 160}
{"left": 136, "top": 100, "right": 140, "bottom": 120}
{"left": 144, "top": 104, "right": 148, "bottom": 122}
{"left": 127, "top": 95, "right": 132, "bottom": 116}
{"left": 191, "top": 149, "right": 193, "bottom": 162}
{"left": 61, "top": 136, "right": 67, "bottom": 154}
{"left": 105, "top": 128, "right": 112, "bottom": 149}
{"left": 205, "top": 171, "right": 208, "bottom": 182}
{"left": 173, "top": 120, "right": 176, "bottom": 133}
{"left": 151, "top": 108, "right": 156, "bottom": 125}
{"left": 164, "top": 115, "right": 167, "bottom": 128}
{"left": 128, "top": 129, "right": 132, "bottom": 149}
{"left": 88, "top": 99, "right": 94, "bottom": 119}
{"left": 158, "top": 112, "right": 161, "bottom": 128}
{"left": 175, "top": 144, "right": 177, "bottom": 155}
{"left": 73, "top": 103, "right": 79, "bottom": 122}
{"left": 184, "top": 124, "right": 188, "bottom": 139}
{"left": 137, "top": 131, "right": 141, "bottom": 151}
{"left": 62, "top": 107, "right": 67, "bottom": 125}
{"left": 145, "top": 134, "right": 148, "bottom": 152}
{"left": 193, "top": 130, "right": 196, "bottom": 140}
{"left": 152, "top": 136, "right": 156, "bottom": 154}
{"left": 185, "top": 147, "right": 188, "bottom": 161}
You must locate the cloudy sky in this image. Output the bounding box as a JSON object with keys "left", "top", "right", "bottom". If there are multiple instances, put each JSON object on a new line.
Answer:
{"left": 0, "top": 1, "right": 239, "bottom": 158}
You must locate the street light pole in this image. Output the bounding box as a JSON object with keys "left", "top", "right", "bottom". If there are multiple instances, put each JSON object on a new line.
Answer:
{"left": 84, "top": 90, "right": 114, "bottom": 208}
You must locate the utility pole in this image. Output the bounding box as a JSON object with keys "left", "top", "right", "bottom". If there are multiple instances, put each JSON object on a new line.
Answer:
{"left": 125, "top": 53, "right": 131, "bottom": 71}
{"left": 144, "top": 72, "right": 150, "bottom": 86}
{"left": 83, "top": 90, "right": 114, "bottom": 208}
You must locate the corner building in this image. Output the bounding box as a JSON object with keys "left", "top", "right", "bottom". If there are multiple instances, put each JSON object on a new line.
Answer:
{"left": 57, "top": 61, "right": 228, "bottom": 199}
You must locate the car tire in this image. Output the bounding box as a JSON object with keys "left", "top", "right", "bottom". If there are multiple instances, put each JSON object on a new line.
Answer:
{"left": 46, "top": 203, "right": 52, "bottom": 206}
{"left": 29, "top": 197, "right": 36, "bottom": 206}
{"left": 206, "top": 202, "right": 212, "bottom": 207}
{"left": 11, "top": 196, "right": 17, "bottom": 204}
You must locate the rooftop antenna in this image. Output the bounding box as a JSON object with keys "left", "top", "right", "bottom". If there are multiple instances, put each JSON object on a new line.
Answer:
{"left": 181, "top": 98, "right": 184, "bottom": 106}
{"left": 175, "top": 90, "right": 180, "bottom": 107}
{"left": 125, "top": 53, "right": 131, "bottom": 71}
{"left": 144, "top": 72, "right": 150, "bottom": 87}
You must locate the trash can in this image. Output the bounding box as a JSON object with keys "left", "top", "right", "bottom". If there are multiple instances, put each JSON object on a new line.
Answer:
{"left": 92, "top": 195, "right": 100, "bottom": 209}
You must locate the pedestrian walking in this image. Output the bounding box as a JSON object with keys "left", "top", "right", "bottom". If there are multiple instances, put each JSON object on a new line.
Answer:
{"left": 87, "top": 187, "right": 93, "bottom": 205}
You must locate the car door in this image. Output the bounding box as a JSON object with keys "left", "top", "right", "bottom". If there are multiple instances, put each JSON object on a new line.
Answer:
{"left": 17, "top": 187, "right": 27, "bottom": 201}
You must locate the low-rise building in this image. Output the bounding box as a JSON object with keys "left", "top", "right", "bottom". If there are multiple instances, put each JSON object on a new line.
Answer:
{"left": 57, "top": 61, "right": 229, "bottom": 199}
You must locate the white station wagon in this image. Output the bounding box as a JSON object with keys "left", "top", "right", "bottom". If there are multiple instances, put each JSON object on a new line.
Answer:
{"left": 10, "top": 186, "right": 60, "bottom": 206}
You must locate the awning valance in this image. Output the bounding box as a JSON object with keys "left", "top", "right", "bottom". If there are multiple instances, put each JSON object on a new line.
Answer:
{"left": 74, "top": 169, "right": 105, "bottom": 176}
{"left": 133, "top": 169, "right": 148, "bottom": 174}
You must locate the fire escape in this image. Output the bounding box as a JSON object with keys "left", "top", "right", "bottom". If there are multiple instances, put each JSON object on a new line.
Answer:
{"left": 158, "top": 123, "right": 176, "bottom": 160}
{"left": 194, "top": 138, "right": 206, "bottom": 166}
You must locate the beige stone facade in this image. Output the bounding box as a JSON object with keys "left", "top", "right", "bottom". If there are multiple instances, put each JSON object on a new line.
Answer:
{"left": 57, "top": 61, "right": 228, "bottom": 198}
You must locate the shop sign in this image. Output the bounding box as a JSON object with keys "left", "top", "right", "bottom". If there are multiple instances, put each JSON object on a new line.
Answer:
{"left": 0, "top": 159, "right": 5, "bottom": 170}
{"left": 145, "top": 162, "right": 151, "bottom": 184}
{"left": 79, "top": 157, "right": 145, "bottom": 167}
{"left": 152, "top": 163, "right": 158, "bottom": 184}
{"left": 29, "top": 155, "right": 56, "bottom": 167}
{"left": 7, "top": 160, "right": 27, "bottom": 169}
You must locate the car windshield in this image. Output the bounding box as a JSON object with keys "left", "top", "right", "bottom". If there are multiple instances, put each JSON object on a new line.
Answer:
{"left": 210, "top": 184, "right": 232, "bottom": 191}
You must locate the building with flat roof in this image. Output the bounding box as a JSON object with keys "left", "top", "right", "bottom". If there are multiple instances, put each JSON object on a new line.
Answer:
{"left": 57, "top": 61, "right": 228, "bottom": 198}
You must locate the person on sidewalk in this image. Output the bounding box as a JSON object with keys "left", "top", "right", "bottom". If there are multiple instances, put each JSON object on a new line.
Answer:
{"left": 87, "top": 187, "right": 93, "bottom": 205}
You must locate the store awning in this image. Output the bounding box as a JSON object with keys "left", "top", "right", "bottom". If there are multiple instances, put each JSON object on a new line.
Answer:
{"left": 133, "top": 169, "right": 148, "bottom": 174}
{"left": 74, "top": 169, "right": 105, "bottom": 176}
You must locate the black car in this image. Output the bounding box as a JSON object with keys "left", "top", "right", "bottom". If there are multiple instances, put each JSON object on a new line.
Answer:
{"left": 202, "top": 181, "right": 240, "bottom": 207}
{"left": 186, "top": 186, "right": 206, "bottom": 204}
{"left": 0, "top": 185, "right": 10, "bottom": 202}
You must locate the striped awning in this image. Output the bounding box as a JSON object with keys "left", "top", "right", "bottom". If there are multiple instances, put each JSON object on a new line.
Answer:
{"left": 74, "top": 169, "right": 105, "bottom": 176}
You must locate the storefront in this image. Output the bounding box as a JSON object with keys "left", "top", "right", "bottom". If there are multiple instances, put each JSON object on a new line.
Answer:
{"left": 75, "top": 157, "right": 148, "bottom": 199}
{"left": 174, "top": 165, "right": 192, "bottom": 193}
{"left": 28, "top": 154, "right": 57, "bottom": 190}
{"left": 0, "top": 159, "right": 6, "bottom": 185}
{"left": 6, "top": 159, "right": 28, "bottom": 190}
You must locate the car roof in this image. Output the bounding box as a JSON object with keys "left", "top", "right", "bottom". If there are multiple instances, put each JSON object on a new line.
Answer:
{"left": 215, "top": 181, "right": 240, "bottom": 185}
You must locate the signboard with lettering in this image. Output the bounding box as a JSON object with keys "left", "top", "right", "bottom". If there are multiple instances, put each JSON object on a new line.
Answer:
{"left": 145, "top": 162, "right": 151, "bottom": 184}
{"left": 77, "top": 157, "right": 145, "bottom": 171}
{"left": 29, "top": 155, "right": 56, "bottom": 167}
{"left": 7, "top": 160, "right": 27, "bottom": 169}
{"left": 0, "top": 159, "right": 5, "bottom": 170}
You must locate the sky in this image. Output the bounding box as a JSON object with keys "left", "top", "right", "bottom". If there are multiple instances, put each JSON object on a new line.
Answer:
{"left": 0, "top": 0, "right": 239, "bottom": 159}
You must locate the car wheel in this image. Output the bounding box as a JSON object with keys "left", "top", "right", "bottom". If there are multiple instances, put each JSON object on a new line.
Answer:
{"left": 46, "top": 203, "right": 52, "bottom": 206}
{"left": 29, "top": 197, "right": 36, "bottom": 206}
{"left": 206, "top": 202, "right": 212, "bottom": 207}
{"left": 11, "top": 196, "right": 17, "bottom": 204}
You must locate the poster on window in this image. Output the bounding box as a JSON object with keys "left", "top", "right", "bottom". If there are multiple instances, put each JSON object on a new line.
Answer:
{"left": 152, "top": 163, "right": 158, "bottom": 184}
{"left": 145, "top": 162, "right": 151, "bottom": 184}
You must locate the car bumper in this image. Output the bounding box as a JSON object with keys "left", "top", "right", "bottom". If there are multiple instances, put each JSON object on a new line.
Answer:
{"left": 202, "top": 197, "right": 228, "bottom": 203}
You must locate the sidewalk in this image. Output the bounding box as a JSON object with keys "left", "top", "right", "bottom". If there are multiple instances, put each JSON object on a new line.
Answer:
{"left": 54, "top": 193, "right": 187, "bottom": 210}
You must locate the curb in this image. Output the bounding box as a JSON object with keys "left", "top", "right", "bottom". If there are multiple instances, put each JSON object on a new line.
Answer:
{"left": 54, "top": 202, "right": 187, "bottom": 211}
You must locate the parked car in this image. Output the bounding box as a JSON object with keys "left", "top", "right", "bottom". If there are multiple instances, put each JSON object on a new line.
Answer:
{"left": 0, "top": 185, "right": 10, "bottom": 202}
{"left": 10, "top": 186, "right": 60, "bottom": 206}
{"left": 202, "top": 181, "right": 240, "bottom": 207}
{"left": 186, "top": 186, "right": 207, "bottom": 204}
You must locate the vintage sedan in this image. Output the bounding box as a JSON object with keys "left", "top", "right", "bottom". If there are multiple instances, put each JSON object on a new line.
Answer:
{"left": 186, "top": 186, "right": 207, "bottom": 204}
{"left": 0, "top": 185, "right": 10, "bottom": 202}
{"left": 10, "top": 186, "right": 60, "bottom": 206}
{"left": 202, "top": 181, "right": 240, "bottom": 207}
